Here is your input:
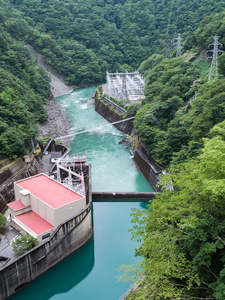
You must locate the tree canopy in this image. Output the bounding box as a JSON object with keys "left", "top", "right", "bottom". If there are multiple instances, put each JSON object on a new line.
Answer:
{"left": 0, "top": 30, "right": 50, "bottom": 158}
{"left": 128, "top": 135, "right": 225, "bottom": 299}
{"left": 12, "top": 234, "right": 39, "bottom": 256}
{"left": 2, "top": 0, "right": 225, "bottom": 85}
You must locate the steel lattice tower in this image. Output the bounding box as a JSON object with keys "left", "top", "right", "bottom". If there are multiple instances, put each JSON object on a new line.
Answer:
{"left": 207, "top": 36, "right": 224, "bottom": 81}
{"left": 175, "top": 33, "right": 182, "bottom": 56}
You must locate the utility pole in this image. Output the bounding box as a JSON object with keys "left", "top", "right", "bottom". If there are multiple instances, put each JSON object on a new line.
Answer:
{"left": 174, "top": 33, "right": 182, "bottom": 56}
{"left": 207, "top": 36, "right": 224, "bottom": 81}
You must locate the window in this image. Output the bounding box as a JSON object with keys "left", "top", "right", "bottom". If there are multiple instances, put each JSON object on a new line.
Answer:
{"left": 42, "top": 233, "right": 50, "bottom": 240}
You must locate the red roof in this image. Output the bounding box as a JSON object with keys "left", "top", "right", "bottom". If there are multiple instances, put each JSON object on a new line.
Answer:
{"left": 15, "top": 211, "right": 54, "bottom": 234}
{"left": 8, "top": 199, "right": 26, "bottom": 211}
{"left": 17, "top": 174, "right": 83, "bottom": 209}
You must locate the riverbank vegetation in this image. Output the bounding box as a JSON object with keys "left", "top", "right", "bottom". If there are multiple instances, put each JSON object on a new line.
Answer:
{"left": 124, "top": 12, "right": 225, "bottom": 298}
{"left": 126, "top": 133, "right": 225, "bottom": 299}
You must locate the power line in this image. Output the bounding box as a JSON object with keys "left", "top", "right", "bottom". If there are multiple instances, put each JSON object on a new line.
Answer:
{"left": 165, "top": 0, "right": 175, "bottom": 58}
{"left": 175, "top": 0, "right": 181, "bottom": 34}
{"left": 55, "top": 117, "right": 135, "bottom": 141}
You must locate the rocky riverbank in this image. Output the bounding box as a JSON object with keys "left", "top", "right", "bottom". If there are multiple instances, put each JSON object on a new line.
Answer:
{"left": 37, "top": 100, "right": 70, "bottom": 141}
{"left": 29, "top": 45, "right": 72, "bottom": 142}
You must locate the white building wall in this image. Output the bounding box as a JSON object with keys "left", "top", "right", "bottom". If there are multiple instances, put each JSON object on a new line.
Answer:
{"left": 8, "top": 206, "right": 31, "bottom": 218}
{"left": 30, "top": 195, "right": 55, "bottom": 226}
{"left": 30, "top": 195, "right": 38, "bottom": 215}
{"left": 13, "top": 217, "right": 54, "bottom": 243}
{"left": 53, "top": 197, "right": 86, "bottom": 227}
{"left": 14, "top": 183, "right": 23, "bottom": 201}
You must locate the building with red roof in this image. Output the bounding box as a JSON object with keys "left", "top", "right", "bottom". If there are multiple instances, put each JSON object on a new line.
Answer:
{"left": 8, "top": 174, "right": 86, "bottom": 242}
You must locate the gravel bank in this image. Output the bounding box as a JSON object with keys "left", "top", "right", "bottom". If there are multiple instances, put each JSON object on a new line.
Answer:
{"left": 29, "top": 46, "right": 73, "bottom": 142}
{"left": 37, "top": 100, "right": 70, "bottom": 141}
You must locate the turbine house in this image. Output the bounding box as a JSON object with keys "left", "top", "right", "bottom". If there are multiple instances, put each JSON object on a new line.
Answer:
{"left": 8, "top": 174, "right": 86, "bottom": 242}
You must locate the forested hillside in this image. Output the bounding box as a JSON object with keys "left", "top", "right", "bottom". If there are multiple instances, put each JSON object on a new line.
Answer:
{"left": 134, "top": 11, "right": 225, "bottom": 167}
{"left": 3, "top": 0, "right": 225, "bottom": 85}
{"left": 123, "top": 7, "right": 225, "bottom": 300}
{"left": 0, "top": 28, "right": 50, "bottom": 158}
{"left": 2, "top": 0, "right": 225, "bottom": 158}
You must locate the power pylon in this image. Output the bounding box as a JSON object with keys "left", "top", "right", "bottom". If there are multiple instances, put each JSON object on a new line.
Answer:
{"left": 174, "top": 33, "right": 183, "bottom": 56}
{"left": 207, "top": 36, "right": 224, "bottom": 81}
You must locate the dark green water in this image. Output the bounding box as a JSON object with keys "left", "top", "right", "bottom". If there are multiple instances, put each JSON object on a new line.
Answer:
{"left": 10, "top": 87, "right": 152, "bottom": 300}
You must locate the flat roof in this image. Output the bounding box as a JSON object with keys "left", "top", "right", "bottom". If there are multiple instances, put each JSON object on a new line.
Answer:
{"left": 8, "top": 199, "right": 26, "bottom": 211}
{"left": 15, "top": 211, "right": 54, "bottom": 234}
{"left": 17, "top": 174, "right": 83, "bottom": 209}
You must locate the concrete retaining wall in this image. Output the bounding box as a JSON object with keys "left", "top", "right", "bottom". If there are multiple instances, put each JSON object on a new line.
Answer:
{"left": 133, "top": 147, "right": 162, "bottom": 193}
{"left": 0, "top": 203, "right": 92, "bottom": 300}
{"left": 95, "top": 95, "right": 133, "bottom": 135}
{"left": 0, "top": 159, "right": 39, "bottom": 213}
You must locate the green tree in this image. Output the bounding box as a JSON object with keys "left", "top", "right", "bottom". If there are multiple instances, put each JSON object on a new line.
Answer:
{"left": 126, "top": 103, "right": 142, "bottom": 118}
{"left": 0, "top": 214, "right": 6, "bottom": 228}
{"left": 12, "top": 234, "right": 39, "bottom": 256}
{"left": 128, "top": 136, "right": 225, "bottom": 299}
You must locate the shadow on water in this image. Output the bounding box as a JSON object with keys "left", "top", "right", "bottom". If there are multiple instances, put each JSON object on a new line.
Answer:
{"left": 9, "top": 238, "right": 95, "bottom": 300}
{"left": 93, "top": 199, "right": 151, "bottom": 210}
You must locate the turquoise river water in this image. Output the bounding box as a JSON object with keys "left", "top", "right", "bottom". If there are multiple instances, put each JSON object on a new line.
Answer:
{"left": 10, "top": 87, "right": 153, "bottom": 300}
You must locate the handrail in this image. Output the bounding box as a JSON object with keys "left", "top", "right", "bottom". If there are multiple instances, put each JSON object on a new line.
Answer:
{"left": 102, "top": 96, "right": 127, "bottom": 113}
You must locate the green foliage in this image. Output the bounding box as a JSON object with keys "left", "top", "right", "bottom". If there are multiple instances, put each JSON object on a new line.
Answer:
{"left": 12, "top": 234, "right": 39, "bottom": 256}
{"left": 134, "top": 56, "right": 198, "bottom": 165}
{"left": 0, "top": 214, "right": 6, "bottom": 228}
{"left": 192, "top": 55, "right": 211, "bottom": 80}
{"left": 0, "top": 29, "right": 50, "bottom": 158}
{"left": 126, "top": 103, "right": 142, "bottom": 118}
{"left": 128, "top": 136, "right": 225, "bottom": 299}
{"left": 1, "top": 0, "right": 225, "bottom": 85}
{"left": 134, "top": 46, "right": 225, "bottom": 166}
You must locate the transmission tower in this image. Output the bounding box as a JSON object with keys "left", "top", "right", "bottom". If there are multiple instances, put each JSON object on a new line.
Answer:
{"left": 174, "top": 33, "right": 183, "bottom": 56}
{"left": 207, "top": 36, "right": 224, "bottom": 81}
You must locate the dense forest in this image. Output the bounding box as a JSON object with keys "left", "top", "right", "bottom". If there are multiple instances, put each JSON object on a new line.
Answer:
{"left": 0, "top": 30, "right": 50, "bottom": 158}
{"left": 1, "top": 0, "right": 225, "bottom": 298}
{"left": 2, "top": 0, "right": 225, "bottom": 85}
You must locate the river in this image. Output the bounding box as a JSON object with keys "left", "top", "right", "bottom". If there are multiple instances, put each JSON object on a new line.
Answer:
{"left": 9, "top": 87, "right": 153, "bottom": 300}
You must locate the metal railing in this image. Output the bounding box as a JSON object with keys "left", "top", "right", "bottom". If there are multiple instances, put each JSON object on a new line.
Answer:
{"left": 102, "top": 97, "right": 127, "bottom": 114}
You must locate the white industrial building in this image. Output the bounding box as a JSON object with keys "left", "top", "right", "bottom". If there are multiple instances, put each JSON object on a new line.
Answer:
{"left": 8, "top": 174, "right": 86, "bottom": 242}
